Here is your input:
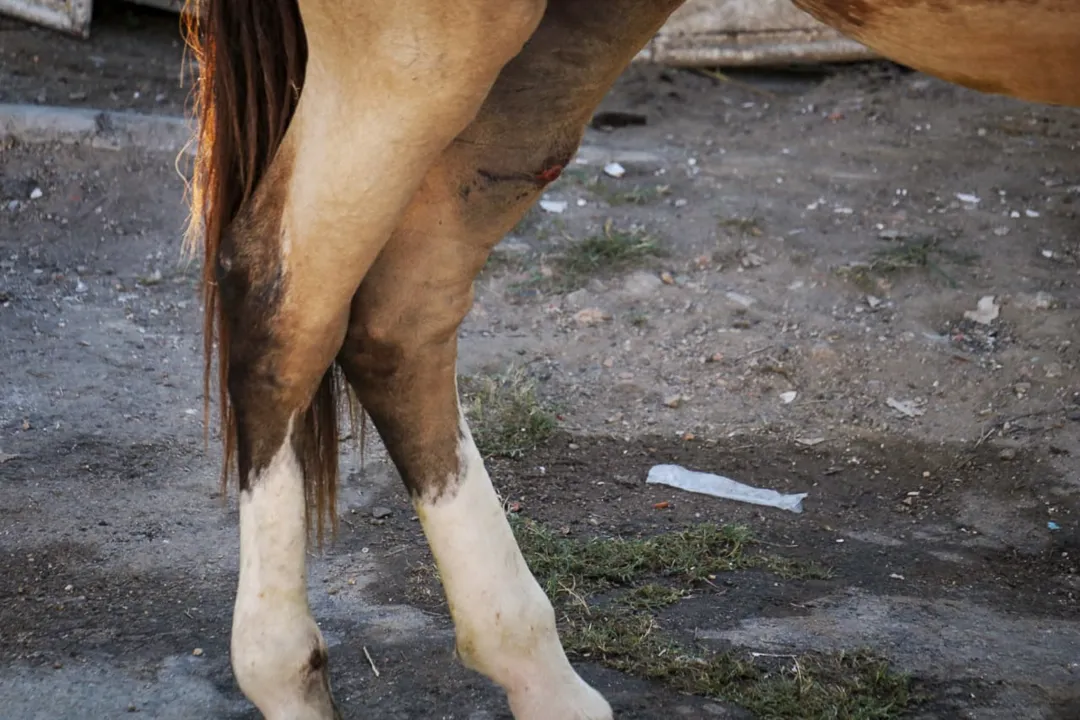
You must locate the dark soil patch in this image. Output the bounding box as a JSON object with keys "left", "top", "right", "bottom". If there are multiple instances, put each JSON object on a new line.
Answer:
{"left": 346, "top": 430, "right": 1080, "bottom": 716}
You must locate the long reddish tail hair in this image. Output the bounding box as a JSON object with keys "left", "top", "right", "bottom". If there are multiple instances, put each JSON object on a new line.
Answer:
{"left": 182, "top": 0, "right": 352, "bottom": 541}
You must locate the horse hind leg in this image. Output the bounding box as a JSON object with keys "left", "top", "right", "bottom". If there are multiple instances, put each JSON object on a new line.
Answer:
{"left": 337, "top": 2, "right": 685, "bottom": 717}
{"left": 187, "top": 0, "right": 546, "bottom": 717}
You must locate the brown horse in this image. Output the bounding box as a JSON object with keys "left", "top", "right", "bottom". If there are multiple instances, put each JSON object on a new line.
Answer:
{"left": 181, "top": 0, "right": 1079, "bottom": 717}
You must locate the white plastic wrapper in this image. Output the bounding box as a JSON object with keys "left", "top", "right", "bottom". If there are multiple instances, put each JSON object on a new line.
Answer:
{"left": 646, "top": 464, "right": 808, "bottom": 514}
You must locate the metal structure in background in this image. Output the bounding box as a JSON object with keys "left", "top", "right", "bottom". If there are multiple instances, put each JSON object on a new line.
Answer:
{"left": 0, "top": 0, "right": 875, "bottom": 67}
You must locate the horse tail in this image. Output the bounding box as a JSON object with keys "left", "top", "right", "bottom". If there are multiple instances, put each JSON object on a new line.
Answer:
{"left": 183, "top": 0, "right": 354, "bottom": 541}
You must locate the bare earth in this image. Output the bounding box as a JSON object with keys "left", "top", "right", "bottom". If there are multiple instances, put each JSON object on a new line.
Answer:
{"left": 2, "top": 5, "right": 1079, "bottom": 720}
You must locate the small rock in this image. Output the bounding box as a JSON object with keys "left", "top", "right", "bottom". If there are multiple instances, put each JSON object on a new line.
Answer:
{"left": 371, "top": 506, "right": 392, "bottom": 520}
{"left": 29, "top": 187, "right": 43, "bottom": 200}
{"left": 866, "top": 294, "right": 883, "bottom": 309}
{"left": 660, "top": 271, "right": 674, "bottom": 285}
{"left": 602, "top": 162, "right": 626, "bottom": 178}
{"left": 724, "top": 291, "right": 755, "bottom": 308}
{"left": 192, "top": 648, "right": 204, "bottom": 657}
{"left": 1014, "top": 291, "right": 1055, "bottom": 311}
{"left": 664, "top": 394, "right": 684, "bottom": 409}
{"left": 998, "top": 448, "right": 1017, "bottom": 461}
{"left": 539, "top": 199, "right": 567, "bottom": 214}
{"left": 602, "top": 357, "right": 614, "bottom": 368}
{"left": 740, "top": 252, "right": 765, "bottom": 269}
{"left": 809, "top": 343, "right": 839, "bottom": 365}
{"left": 886, "top": 397, "right": 924, "bottom": 418}
{"left": 963, "top": 295, "right": 999, "bottom": 325}
{"left": 564, "top": 288, "right": 590, "bottom": 309}
{"left": 573, "top": 307, "right": 611, "bottom": 327}
{"left": 779, "top": 391, "right": 797, "bottom": 404}
{"left": 622, "top": 270, "right": 662, "bottom": 297}
{"left": 1045, "top": 363, "right": 1063, "bottom": 379}
{"left": 955, "top": 193, "right": 980, "bottom": 204}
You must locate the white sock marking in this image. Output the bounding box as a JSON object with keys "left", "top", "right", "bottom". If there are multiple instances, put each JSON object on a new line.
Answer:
{"left": 415, "top": 408, "right": 613, "bottom": 720}
{"left": 232, "top": 418, "right": 336, "bottom": 720}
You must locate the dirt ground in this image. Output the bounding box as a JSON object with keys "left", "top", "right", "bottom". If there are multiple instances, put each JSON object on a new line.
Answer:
{"left": 2, "top": 3, "right": 1080, "bottom": 719}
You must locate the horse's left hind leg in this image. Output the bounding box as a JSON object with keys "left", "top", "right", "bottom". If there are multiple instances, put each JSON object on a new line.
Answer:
{"left": 339, "top": 2, "right": 684, "bottom": 717}
{"left": 212, "top": 2, "right": 547, "bottom": 717}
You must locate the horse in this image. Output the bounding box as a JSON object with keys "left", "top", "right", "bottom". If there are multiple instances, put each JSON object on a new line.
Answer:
{"left": 180, "top": 0, "right": 1079, "bottom": 717}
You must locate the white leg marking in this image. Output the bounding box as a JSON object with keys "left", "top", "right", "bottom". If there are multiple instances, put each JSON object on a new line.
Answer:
{"left": 415, "top": 408, "right": 613, "bottom": 720}
{"left": 232, "top": 417, "right": 336, "bottom": 720}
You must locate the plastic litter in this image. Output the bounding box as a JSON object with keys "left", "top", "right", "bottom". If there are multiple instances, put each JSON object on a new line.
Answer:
{"left": 963, "top": 295, "right": 999, "bottom": 325}
{"left": 886, "top": 397, "right": 924, "bottom": 418}
{"left": 1048, "top": 521, "right": 1061, "bottom": 531}
{"left": 646, "top": 464, "right": 808, "bottom": 514}
{"left": 539, "top": 199, "right": 567, "bottom": 214}
{"left": 603, "top": 162, "right": 626, "bottom": 178}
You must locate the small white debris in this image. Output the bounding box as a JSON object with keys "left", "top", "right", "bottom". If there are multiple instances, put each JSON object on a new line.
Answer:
{"left": 647, "top": 464, "right": 808, "bottom": 513}
{"left": 1025, "top": 209, "right": 1040, "bottom": 218}
{"left": 795, "top": 437, "right": 825, "bottom": 447}
{"left": 603, "top": 162, "right": 626, "bottom": 178}
{"left": 779, "top": 391, "right": 797, "bottom": 405}
{"left": 886, "top": 397, "right": 924, "bottom": 418}
{"left": 64, "top": 584, "right": 73, "bottom": 592}
{"left": 192, "top": 648, "right": 204, "bottom": 657}
{"left": 576, "top": 198, "right": 587, "bottom": 207}
{"left": 1041, "top": 249, "right": 1055, "bottom": 259}
{"left": 963, "top": 295, "right": 999, "bottom": 325}
{"left": 866, "top": 295, "right": 883, "bottom": 309}
{"left": 673, "top": 198, "right": 688, "bottom": 208}
{"left": 889, "top": 573, "right": 905, "bottom": 580}
{"left": 740, "top": 253, "right": 765, "bottom": 269}
{"left": 75, "top": 281, "right": 88, "bottom": 294}
{"left": 834, "top": 207, "right": 854, "bottom": 215}
{"left": 29, "top": 187, "right": 43, "bottom": 200}
{"left": 724, "top": 291, "right": 756, "bottom": 308}
{"left": 955, "top": 193, "right": 980, "bottom": 204}
{"left": 539, "top": 199, "right": 567, "bottom": 214}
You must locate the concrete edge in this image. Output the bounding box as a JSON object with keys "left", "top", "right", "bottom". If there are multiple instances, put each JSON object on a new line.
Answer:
{"left": 0, "top": 104, "right": 195, "bottom": 155}
{"left": 0, "top": 104, "right": 673, "bottom": 166}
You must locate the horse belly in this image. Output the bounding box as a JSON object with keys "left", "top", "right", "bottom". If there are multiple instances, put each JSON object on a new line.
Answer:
{"left": 794, "top": 0, "right": 1080, "bottom": 107}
